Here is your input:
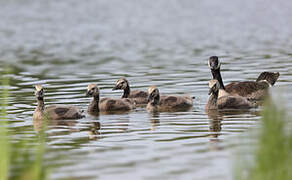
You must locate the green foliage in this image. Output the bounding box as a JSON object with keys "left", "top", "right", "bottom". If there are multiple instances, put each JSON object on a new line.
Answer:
{"left": 0, "top": 72, "right": 49, "bottom": 180}
{"left": 0, "top": 72, "right": 10, "bottom": 180}
{"left": 236, "top": 100, "right": 292, "bottom": 180}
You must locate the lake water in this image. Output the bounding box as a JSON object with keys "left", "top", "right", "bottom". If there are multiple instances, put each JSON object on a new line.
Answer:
{"left": 0, "top": 0, "right": 292, "bottom": 179}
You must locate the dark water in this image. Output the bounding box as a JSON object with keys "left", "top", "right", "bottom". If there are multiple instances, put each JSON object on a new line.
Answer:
{"left": 0, "top": 0, "right": 292, "bottom": 179}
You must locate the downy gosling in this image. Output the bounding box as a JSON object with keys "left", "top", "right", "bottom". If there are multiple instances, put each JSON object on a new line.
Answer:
{"left": 33, "top": 85, "right": 85, "bottom": 121}
{"left": 112, "top": 78, "right": 148, "bottom": 105}
{"left": 206, "top": 79, "right": 256, "bottom": 110}
{"left": 87, "top": 83, "right": 136, "bottom": 114}
{"left": 146, "top": 86, "right": 193, "bottom": 112}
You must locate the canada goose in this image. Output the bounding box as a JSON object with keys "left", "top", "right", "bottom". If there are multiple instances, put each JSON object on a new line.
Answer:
{"left": 206, "top": 79, "right": 256, "bottom": 110}
{"left": 33, "top": 85, "right": 85, "bottom": 121}
{"left": 146, "top": 86, "right": 193, "bottom": 112}
{"left": 208, "top": 56, "right": 280, "bottom": 101}
{"left": 86, "top": 84, "right": 136, "bottom": 114}
{"left": 112, "top": 78, "right": 148, "bottom": 104}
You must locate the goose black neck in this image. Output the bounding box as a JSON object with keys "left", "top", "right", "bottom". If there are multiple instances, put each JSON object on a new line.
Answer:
{"left": 211, "top": 68, "right": 225, "bottom": 89}
{"left": 122, "top": 86, "right": 130, "bottom": 98}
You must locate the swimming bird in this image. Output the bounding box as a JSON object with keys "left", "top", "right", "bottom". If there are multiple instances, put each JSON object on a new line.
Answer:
{"left": 146, "top": 86, "right": 193, "bottom": 112}
{"left": 208, "top": 56, "right": 280, "bottom": 101}
{"left": 112, "top": 78, "right": 148, "bottom": 104}
{"left": 206, "top": 79, "right": 256, "bottom": 110}
{"left": 33, "top": 85, "right": 85, "bottom": 121}
{"left": 87, "top": 83, "right": 136, "bottom": 114}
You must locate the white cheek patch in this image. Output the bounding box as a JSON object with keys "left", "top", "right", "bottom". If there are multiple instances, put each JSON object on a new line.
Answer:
{"left": 208, "top": 60, "right": 221, "bottom": 70}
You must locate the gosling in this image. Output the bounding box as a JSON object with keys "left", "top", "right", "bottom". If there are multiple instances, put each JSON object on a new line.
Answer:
{"left": 208, "top": 56, "right": 280, "bottom": 101}
{"left": 146, "top": 86, "right": 193, "bottom": 112}
{"left": 112, "top": 78, "right": 148, "bottom": 104}
{"left": 87, "top": 84, "right": 136, "bottom": 114}
{"left": 206, "top": 79, "right": 256, "bottom": 110}
{"left": 33, "top": 85, "right": 85, "bottom": 121}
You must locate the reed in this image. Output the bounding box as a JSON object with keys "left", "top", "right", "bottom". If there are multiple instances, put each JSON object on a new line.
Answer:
{"left": 0, "top": 72, "right": 49, "bottom": 180}
{"left": 0, "top": 73, "right": 10, "bottom": 180}
{"left": 235, "top": 99, "right": 292, "bottom": 180}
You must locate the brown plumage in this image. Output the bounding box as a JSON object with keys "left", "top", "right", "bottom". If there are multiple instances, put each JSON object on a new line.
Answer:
{"left": 146, "top": 86, "right": 193, "bottom": 112}
{"left": 33, "top": 85, "right": 85, "bottom": 121}
{"left": 112, "top": 78, "right": 148, "bottom": 104}
{"left": 206, "top": 79, "right": 256, "bottom": 111}
{"left": 87, "top": 84, "right": 136, "bottom": 114}
{"left": 224, "top": 81, "right": 270, "bottom": 100}
{"left": 209, "top": 56, "right": 280, "bottom": 101}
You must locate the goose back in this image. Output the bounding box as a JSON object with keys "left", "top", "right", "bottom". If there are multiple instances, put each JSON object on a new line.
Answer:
{"left": 217, "top": 95, "right": 255, "bottom": 110}
{"left": 99, "top": 98, "right": 136, "bottom": 112}
{"left": 44, "top": 105, "right": 85, "bottom": 120}
{"left": 159, "top": 95, "right": 193, "bottom": 111}
{"left": 225, "top": 81, "right": 270, "bottom": 100}
{"left": 128, "top": 90, "right": 148, "bottom": 104}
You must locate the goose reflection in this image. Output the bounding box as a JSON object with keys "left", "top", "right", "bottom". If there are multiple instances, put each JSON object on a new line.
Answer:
{"left": 206, "top": 110, "right": 223, "bottom": 139}
{"left": 88, "top": 121, "right": 101, "bottom": 140}
{"left": 206, "top": 109, "right": 261, "bottom": 140}
{"left": 148, "top": 111, "right": 160, "bottom": 131}
{"left": 33, "top": 118, "right": 78, "bottom": 134}
{"left": 33, "top": 113, "right": 102, "bottom": 141}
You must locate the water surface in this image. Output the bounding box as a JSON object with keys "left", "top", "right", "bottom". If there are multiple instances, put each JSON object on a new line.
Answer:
{"left": 1, "top": 0, "right": 292, "bottom": 179}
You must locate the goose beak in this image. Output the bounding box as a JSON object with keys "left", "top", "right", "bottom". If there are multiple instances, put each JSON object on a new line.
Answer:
{"left": 86, "top": 91, "right": 92, "bottom": 97}
{"left": 35, "top": 91, "right": 42, "bottom": 98}
{"left": 112, "top": 86, "right": 118, "bottom": 91}
{"left": 147, "top": 95, "right": 151, "bottom": 103}
{"left": 147, "top": 94, "right": 153, "bottom": 103}
{"left": 209, "top": 61, "right": 220, "bottom": 70}
{"left": 208, "top": 88, "right": 212, "bottom": 95}
{"left": 208, "top": 85, "right": 216, "bottom": 95}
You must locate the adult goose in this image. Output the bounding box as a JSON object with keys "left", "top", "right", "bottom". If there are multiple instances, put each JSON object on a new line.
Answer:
{"left": 206, "top": 79, "right": 256, "bottom": 110}
{"left": 86, "top": 84, "right": 136, "bottom": 114}
{"left": 208, "top": 56, "right": 280, "bottom": 101}
{"left": 112, "top": 78, "right": 148, "bottom": 104}
{"left": 33, "top": 85, "right": 85, "bottom": 121}
{"left": 146, "top": 86, "right": 193, "bottom": 112}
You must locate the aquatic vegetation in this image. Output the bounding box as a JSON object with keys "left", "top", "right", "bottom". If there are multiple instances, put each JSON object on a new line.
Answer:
{"left": 0, "top": 73, "right": 49, "bottom": 180}
{"left": 0, "top": 73, "right": 10, "bottom": 180}
{"left": 235, "top": 99, "right": 292, "bottom": 180}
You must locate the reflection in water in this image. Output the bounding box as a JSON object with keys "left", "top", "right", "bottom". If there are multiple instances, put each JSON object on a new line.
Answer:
{"left": 34, "top": 116, "right": 102, "bottom": 141}
{"left": 148, "top": 112, "right": 160, "bottom": 131}
{"left": 33, "top": 118, "right": 78, "bottom": 133}
{"left": 206, "top": 109, "right": 261, "bottom": 151}
{"left": 206, "top": 109, "right": 261, "bottom": 139}
{"left": 206, "top": 110, "right": 223, "bottom": 139}
{"left": 88, "top": 121, "right": 101, "bottom": 140}
{"left": 1, "top": 0, "right": 292, "bottom": 179}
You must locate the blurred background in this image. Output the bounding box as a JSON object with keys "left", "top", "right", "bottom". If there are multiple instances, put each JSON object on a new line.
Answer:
{"left": 0, "top": 0, "right": 292, "bottom": 179}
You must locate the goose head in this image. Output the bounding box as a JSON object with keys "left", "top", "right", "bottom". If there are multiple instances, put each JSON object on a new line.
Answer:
{"left": 147, "top": 86, "right": 160, "bottom": 104}
{"left": 112, "top": 78, "right": 129, "bottom": 90}
{"left": 86, "top": 84, "right": 99, "bottom": 98}
{"left": 35, "top": 84, "right": 44, "bottom": 99}
{"left": 208, "top": 56, "right": 221, "bottom": 70}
